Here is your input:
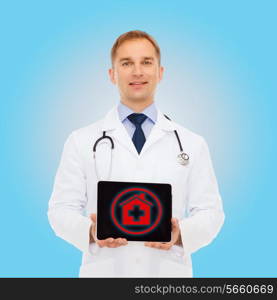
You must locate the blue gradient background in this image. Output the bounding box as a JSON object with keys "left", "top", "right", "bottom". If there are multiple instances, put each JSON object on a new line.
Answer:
{"left": 1, "top": 1, "right": 276, "bottom": 277}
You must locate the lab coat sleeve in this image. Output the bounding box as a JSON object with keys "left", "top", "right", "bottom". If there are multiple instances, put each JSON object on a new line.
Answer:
{"left": 47, "top": 132, "right": 92, "bottom": 253}
{"left": 179, "top": 138, "right": 225, "bottom": 254}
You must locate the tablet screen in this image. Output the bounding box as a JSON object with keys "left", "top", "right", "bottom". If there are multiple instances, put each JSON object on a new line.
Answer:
{"left": 97, "top": 181, "right": 172, "bottom": 242}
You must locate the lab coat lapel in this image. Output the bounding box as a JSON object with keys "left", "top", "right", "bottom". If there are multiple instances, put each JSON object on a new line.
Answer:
{"left": 101, "top": 105, "right": 139, "bottom": 158}
{"left": 139, "top": 109, "right": 175, "bottom": 156}
{"left": 100, "top": 105, "right": 176, "bottom": 158}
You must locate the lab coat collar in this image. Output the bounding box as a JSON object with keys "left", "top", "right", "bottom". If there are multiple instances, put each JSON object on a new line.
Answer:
{"left": 101, "top": 105, "right": 175, "bottom": 132}
{"left": 100, "top": 105, "right": 176, "bottom": 158}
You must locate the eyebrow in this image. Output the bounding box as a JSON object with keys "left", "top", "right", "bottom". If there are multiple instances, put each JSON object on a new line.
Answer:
{"left": 119, "top": 56, "right": 154, "bottom": 62}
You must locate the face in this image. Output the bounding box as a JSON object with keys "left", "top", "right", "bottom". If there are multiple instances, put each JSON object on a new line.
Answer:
{"left": 109, "top": 38, "right": 164, "bottom": 105}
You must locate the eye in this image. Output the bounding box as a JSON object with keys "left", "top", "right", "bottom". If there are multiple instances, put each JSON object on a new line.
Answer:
{"left": 122, "top": 61, "right": 131, "bottom": 66}
{"left": 143, "top": 60, "right": 152, "bottom": 65}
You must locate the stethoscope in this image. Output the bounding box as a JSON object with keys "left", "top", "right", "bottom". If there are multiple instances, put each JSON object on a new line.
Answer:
{"left": 93, "top": 114, "right": 189, "bottom": 180}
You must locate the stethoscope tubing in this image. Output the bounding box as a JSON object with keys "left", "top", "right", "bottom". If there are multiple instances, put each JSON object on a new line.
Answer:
{"left": 93, "top": 131, "right": 114, "bottom": 153}
{"left": 92, "top": 114, "right": 189, "bottom": 180}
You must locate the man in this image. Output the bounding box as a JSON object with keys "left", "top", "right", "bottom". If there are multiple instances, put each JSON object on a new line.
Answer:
{"left": 48, "top": 30, "right": 225, "bottom": 277}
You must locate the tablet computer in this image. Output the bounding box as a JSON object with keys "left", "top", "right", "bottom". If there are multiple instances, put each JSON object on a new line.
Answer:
{"left": 97, "top": 181, "right": 172, "bottom": 242}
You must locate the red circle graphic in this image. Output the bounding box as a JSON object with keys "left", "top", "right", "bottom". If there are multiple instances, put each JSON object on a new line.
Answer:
{"left": 111, "top": 187, "right": 162, "bottom": 235}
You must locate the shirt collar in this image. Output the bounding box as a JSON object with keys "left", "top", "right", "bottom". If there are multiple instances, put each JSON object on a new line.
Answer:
{"left": 117, "top": 101, "right": 157, "bottom": 124}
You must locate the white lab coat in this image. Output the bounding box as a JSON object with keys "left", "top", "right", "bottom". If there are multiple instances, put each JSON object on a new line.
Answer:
{"left": 48, "top": 105, "right": 225, "bottom": 277}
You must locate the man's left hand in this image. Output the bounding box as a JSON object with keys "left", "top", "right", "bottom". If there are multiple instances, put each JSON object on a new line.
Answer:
{"left": 144, "top": 218, "right": 181, "bottom": 250}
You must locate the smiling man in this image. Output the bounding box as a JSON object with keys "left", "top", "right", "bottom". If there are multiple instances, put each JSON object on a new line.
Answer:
{"left": 109, "top": 35, "right": 163, "bottom": 113}
{"left": 48, "top": 30, "right": 225, "bottom": 277}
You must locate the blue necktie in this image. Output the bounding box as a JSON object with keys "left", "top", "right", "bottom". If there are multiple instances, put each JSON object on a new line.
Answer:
{"left": 127, "top": 113, "right": 147, "bottom": 154}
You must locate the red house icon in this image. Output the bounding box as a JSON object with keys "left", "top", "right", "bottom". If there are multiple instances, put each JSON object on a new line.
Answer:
{"left": 120, "top": 193, "right": 153, "bottom": 225}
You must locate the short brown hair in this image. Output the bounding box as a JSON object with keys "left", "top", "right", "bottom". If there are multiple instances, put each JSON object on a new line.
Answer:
{"left": 111, "top": 30, "right": 161, "bottom": 66}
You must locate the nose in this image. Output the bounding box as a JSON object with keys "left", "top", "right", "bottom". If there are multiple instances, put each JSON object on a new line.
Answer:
{"left": 132, "top": 63, "right": 143, "bottom": 77}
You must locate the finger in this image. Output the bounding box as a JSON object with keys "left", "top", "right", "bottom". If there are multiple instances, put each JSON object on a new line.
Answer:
{"left": 114, "top": 238, "right": 123, "bottom": 246}
{"left": 153, "top": 242, "right": 171, "bottom": 250}
{"left": 100, "top": 238, "right": 128, "bottom": 248}
{"left": 97, "top": 240, "right": 104, "bottom": 248}
{"left": 108, "top": 239, "right": 125, "bottom": 248}
{"left": 101, "top": 239, "right": 114, "bottom": 247}
{"left": 100, "top": 238, "right": 114, "bottom": 247}
{"left": 150, "top": 242, "right": 161, "bottom": 249}
{"left": 160, "top": 243, "right": 172, "bottom": 250}
{"left": 107, "top": 243, "right": 117, "bottom": 248}
{"left": 119, "top": 238, "right": 128, "bottom": 245}
{"left": 117, "top": 238, "right": 128, "bottom": 246}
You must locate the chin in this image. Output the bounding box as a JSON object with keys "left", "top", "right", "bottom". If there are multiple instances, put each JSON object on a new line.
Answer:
{"left": 129, "top": 96, "right": 149, "bottom": 103}
{"left": 129, "top": 92, "right": 149, "bottom": 100}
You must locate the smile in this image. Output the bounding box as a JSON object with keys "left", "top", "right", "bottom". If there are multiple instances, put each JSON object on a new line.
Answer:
{"left": 129, "top": 81, "right": 148, "bottom": 86}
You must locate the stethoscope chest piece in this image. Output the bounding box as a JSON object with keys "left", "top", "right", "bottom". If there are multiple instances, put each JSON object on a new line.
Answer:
{"left": 177, "top": 152, "right": 189, "bottom": 165}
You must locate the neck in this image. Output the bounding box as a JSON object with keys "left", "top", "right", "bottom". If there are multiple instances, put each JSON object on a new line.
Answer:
{"left": 121, "top": 99, "right": 154, "bottom": 113}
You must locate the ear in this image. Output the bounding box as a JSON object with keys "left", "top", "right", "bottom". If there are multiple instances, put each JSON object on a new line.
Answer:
{"left": 109, "top": 68, "right": 116, "bottom": 84}
{"left": 158, "top": 66, "right": 164, "bottom": 82}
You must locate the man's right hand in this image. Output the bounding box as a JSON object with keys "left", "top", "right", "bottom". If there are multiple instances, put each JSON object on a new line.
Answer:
{"left": 89, "top": 214, "right": 128, "bottom": 248}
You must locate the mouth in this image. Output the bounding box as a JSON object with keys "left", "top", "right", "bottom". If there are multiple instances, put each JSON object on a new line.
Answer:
{"left": 129, "top": 81, "right": 148, "bottom": 87}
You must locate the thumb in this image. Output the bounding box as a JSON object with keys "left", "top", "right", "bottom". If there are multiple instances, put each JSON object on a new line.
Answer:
{"left": 90, "top": 213, "right": 97, "bottom": 223}
{"left": 171, "top": 218, "right": 179, "bottom": 231}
